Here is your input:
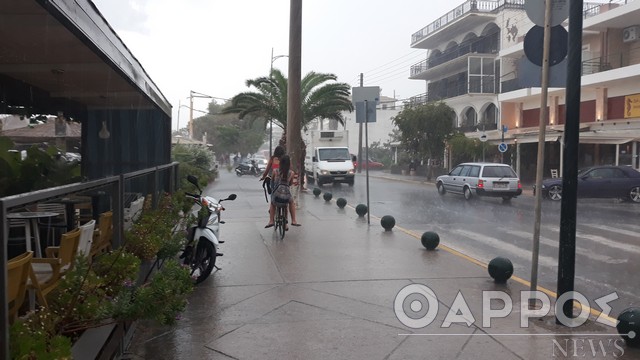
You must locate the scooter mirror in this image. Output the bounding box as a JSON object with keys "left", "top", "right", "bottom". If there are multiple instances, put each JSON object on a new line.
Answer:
{"left": 187, "top": 175, "right": 199, "bottom": 186}
{"left": 227, "top": 194, "right": 237, "bottom": 201}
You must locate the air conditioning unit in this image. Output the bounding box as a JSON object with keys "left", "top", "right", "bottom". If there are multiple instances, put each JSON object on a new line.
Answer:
{"left": 623, "top": 25, "right": 639, "bottom": 43}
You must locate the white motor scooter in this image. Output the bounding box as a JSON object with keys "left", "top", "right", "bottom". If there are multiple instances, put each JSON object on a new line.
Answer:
{"left": 180, "top": 175, "right": 236, "bottom": 284}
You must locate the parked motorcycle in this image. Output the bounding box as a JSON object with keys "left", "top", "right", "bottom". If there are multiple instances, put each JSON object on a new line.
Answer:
{"left": 235, "top": 159, "right": 261, "bottom": 177}
{"left": 180, "top": 175, "right": 236, "bottom": 284}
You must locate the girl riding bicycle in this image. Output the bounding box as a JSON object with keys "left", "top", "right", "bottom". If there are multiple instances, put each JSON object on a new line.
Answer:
{"left": 265, "top": 155, "right": 300, "bottom": 229}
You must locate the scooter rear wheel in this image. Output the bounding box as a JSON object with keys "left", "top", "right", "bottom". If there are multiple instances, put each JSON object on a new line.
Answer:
{"left": 190, "top": 239, "right": 216, "bottom": 284}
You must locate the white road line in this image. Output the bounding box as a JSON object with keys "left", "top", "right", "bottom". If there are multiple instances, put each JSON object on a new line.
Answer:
{"left": 579, "top": 223, "right": 640, "bottom": 240}
{"left": 542, "top": 225, "right": 640, "bottom": 255}
{"left": 502, "top": 228, "right": 627, "bottom": 264}
{"left": 441, "top": 227, "right": 557, "bottom": 268}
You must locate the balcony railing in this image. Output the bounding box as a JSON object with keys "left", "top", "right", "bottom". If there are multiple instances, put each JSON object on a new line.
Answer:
{"left": 457, "top": 122, "right": 498, "bottom": 133}
{"left": 411, "top": 0, "right": 525, "bottom": 45}
{"left": 500, "top": 48, "right": 640, "bottom": 93}
{"left": 411, "top": 0, "right": 633, "bottom": 46}
{"left": 411, "top": 44, "right": 498, "bottom": 77}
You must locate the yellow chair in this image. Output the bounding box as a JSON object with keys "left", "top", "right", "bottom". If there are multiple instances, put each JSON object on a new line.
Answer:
{"left": 28, "top": 228, "right": 81, "bottom": 309}
{"left": 91, "top": 211, "right": 113, "bottom": 258}
{"left": 7, "top": 251, "right": 34, "bottom": 323}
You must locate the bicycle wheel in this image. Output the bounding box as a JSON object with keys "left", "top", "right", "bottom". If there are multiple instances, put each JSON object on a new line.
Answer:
{"left": 277, "top": 206, "right": 286, "bottom": 239}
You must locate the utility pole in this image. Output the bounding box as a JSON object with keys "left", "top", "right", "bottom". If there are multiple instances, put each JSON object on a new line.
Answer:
{"left": 358, "top": 73, "right": 364, "bottom": 173}
{"left": 287, "top": 0, "right": 303, "bottom": 193}
{"left": 557, "top": 0, "right": 584, "bottom": 324}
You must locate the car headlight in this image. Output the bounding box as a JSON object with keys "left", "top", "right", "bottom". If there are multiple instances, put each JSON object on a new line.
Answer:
{"left": 320, "top": 170, "right": 330, "bottom": 175}
{"left": 541, "top": 184, "right": 547, "bottom": 189}
{"left": 348, "top": 169, "right": 355, "bottom": 174}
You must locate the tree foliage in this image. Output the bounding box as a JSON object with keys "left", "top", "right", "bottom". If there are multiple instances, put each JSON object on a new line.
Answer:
{"left": 191, "top": 101, "right": 265, "bottom": 156}
{"left": 392, "top": 101, "right": 455, "bottom": 161}
{"left": 447, "top": 133, "right": 483, "bottom": 165}
{"left": 222, "top": 69, "right": 354, "bottom": 146}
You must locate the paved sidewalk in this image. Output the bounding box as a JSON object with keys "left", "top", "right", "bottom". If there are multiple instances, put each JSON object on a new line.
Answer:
{"left": 126, "top": 172, "right": 637, "bottom": 360}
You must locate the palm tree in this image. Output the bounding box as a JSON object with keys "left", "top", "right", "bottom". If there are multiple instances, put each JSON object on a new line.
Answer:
{"left": 223, "top": 69, "right": 354, "bottom": 145}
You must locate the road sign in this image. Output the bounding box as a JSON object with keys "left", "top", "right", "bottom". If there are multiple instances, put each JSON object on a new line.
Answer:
{"left": 525, "top": 0, "right": 569, "bottom": 27}
{"left": 498, "top": 142, "right": 508, "bottom": 153}
{"left": 523, "top": 25, "right": 568, "bottom": 66}
{"left": 502, "top": 125, "right": 508, "bottom": 133}
{"left": 479, "top": 134, "right": 488, "bottom": 142}
{"left": 352, "top": 86, "right": 380, "bottom": 104}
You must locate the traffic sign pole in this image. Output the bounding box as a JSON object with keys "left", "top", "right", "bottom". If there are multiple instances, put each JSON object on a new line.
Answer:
{"left": 530, "top": 0, "right": 558, "bottom": 310}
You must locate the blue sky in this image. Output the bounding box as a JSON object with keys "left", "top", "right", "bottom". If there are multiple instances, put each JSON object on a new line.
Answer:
{"left": 92, "top": 0, "right": 466, "bottom": 130}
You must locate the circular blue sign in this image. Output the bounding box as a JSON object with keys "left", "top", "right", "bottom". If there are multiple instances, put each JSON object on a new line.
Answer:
{"left": 498, "top": 143, "right": 508, "bottom": 153}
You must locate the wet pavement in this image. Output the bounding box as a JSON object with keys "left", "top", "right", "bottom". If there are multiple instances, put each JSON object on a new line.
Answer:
{"left": 125, "top": 171, "right": 639, "bottom": 360}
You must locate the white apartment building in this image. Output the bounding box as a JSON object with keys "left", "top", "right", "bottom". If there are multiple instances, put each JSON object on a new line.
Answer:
{"left": 409, "top": 0, "right": 640, "bottom": 182}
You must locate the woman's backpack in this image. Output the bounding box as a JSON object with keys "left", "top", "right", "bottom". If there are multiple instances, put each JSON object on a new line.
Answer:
{"left": 271, "top": 183, "right": 291, "bottom": 206}
{"left": 271, "top": 169, "right": 292, "bottom": 206}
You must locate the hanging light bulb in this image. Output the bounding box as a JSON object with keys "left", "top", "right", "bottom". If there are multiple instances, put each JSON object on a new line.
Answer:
{"left": 99, "top": 120, "right": 110, "bottom": 139}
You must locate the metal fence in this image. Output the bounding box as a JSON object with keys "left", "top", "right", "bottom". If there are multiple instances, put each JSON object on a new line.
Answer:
{"left": 0, "top": 162, "right": 179, "bottom": 359}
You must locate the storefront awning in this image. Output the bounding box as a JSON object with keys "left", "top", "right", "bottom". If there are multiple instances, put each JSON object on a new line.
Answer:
{"left": 499, "top": 134, "right": 560, "bottom": 145}
{"left": 578, "top": 136, "right": 639, "bottom": 145}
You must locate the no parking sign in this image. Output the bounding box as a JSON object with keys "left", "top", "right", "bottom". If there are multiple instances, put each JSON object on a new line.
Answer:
{"left": 498, "top": 142, "right": 508, "bottom": 153}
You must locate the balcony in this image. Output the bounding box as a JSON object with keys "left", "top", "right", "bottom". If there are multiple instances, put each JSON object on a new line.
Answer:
{"left": 411, "top": 0, "right": 524, "bottom": 49}
{"left": 500, "top": 49, "right": 640, "bottom": 95}
{"left": 411, "top": 35, "right": 499, "bottom": 79}
{"left": 408, "top": 76, "right": 496, "bottom": 105}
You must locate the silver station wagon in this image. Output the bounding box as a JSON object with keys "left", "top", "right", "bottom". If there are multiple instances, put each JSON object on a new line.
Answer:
{"left": 436, "top": 162, "right": 522, "bottom": 201}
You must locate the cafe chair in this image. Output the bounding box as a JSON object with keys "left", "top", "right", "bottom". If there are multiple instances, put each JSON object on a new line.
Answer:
{"left": 91, "top": 211, "right": 113, "bottom": 258}
{"left": 28, "top": 227, "right": 80, "bottom": 309}
{"left": 77, "top": 219, "right": 96, "bottom": 257}
{"left": 7, "top": 219, "right": 28, "bottom": 259}
{"left": 36, "top": 202, "right": 68, "bottom": 246}
{"left": 123, "top": 197, "right": 144, "bottom": 231}
{"left": 7, "top": 251, "right": 34, "bottom": 323}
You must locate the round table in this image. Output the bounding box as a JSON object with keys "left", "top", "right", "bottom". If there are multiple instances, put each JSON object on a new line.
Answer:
{"left": 7, "top": 212, "right": 60, "bottom": 257}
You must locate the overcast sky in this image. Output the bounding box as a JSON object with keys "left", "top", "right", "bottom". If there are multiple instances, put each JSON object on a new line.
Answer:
{"left": 91, "top": 0, "right": 466, "bottom": 130}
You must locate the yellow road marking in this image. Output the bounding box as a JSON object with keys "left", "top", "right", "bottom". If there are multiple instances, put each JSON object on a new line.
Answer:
{"left": 396, "top": 226, "right": 618, "bottom": 326}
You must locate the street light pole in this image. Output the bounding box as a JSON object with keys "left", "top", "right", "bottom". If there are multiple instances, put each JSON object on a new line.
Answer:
{"left": 188, "top": 90, "right": 228, "bottom": 139}
{"left": 269, "top": 48, "right": 288, "bottom": 156}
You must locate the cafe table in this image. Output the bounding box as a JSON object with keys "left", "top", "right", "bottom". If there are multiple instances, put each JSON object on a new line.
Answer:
{"left": 6, "top": 211, "right": 59, "bottom": 258}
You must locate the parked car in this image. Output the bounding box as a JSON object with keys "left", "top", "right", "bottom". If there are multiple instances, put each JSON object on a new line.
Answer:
{"left": 538, "top": 165, "right": 640, "bottom": 203}
{"left": 436, "top": 162, "right": 522, "bottom": 201}
{"left": 350, "top": 154, "right": 384, "bottom": 170}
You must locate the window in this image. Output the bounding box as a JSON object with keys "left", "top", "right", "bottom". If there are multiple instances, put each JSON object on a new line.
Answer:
{"left": 468, "top": 56, "right": 496, "bottom": 94}
{"left": 450, "top": 166, "right": 464, "bottom": 176}
{"left": 482, "top": 166, "right": 517, "bottom": 177}
{"left": 469, "top": 166, "right": 480, "bottom": 177}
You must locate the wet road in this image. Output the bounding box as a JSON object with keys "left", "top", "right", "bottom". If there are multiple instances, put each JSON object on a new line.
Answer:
{"left": 311, "top": 172, "right": 640, "bottom": 315}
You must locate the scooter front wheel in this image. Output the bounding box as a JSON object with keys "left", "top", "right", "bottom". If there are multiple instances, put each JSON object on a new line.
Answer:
{"left": 189, "top": 239, "right": 216, "bottom": 284}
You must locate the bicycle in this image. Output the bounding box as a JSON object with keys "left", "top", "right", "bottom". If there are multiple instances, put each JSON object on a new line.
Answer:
{"left": 273, "top": 202, "right": 288, "bottom": 239}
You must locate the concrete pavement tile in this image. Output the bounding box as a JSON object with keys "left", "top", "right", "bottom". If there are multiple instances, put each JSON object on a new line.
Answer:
{"left": 386, "top": 329, "right": 474, "bottom": 360}
{"left": 179, "top": 284, "right": 278, "bottom": 323}
{"left": 207, "top": 317, "right": 403, "bottom": 360}
{"left": 298, "top": 279, "right": 414, "bottom": 308}
{"left": 128, "top": 322, "right": 242, "bottom": 359}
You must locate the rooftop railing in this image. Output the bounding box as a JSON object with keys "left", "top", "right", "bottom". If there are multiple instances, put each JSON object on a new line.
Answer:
{"left": 411, "top": 0, "right": 634, "bottom": 46}
{"left": 411, "top": 0, "right": 525, "bottom": 45}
